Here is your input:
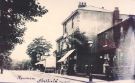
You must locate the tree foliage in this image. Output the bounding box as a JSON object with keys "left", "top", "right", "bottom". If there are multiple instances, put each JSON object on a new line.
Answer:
{"left": 4, "top": 56, "right": 12, "bottom": 69}
{"left": 26, "top": 37, "right": 52, "bottom": 66}
{"left": 69, "top": 29, "right": 88, "bottom": 49}
{"left": 14, "top": 60, "right": 31, "bottom": 70}
{"left": 0, "top": 0, "right": 48, "bottom": 54}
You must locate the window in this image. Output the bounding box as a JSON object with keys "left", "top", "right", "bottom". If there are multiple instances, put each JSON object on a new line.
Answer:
{"left": 120, "top": 27, "right": 125, "bottom": 41}
{"left": 103, "top": 33, "right": 108, "bottom": 47}
{"left": 104, "top": 54, "right": 109, "bottom": 60}
{"left": 105, "top": 33, "right": 108, "bottom": 39}
{"left": 74, "top": 55, "right": 77, "bottom": 60}
{"left": 120, "top": 27, "right": 123, "bottom": 34}
{"left": 64, "top": 26, "right": 67, "bottom": 33}
{"left": 63, "top": 42, "right": 67, "bottom": 50}
{"left": 72, "top": 18, "right": 74, "bottom": 28}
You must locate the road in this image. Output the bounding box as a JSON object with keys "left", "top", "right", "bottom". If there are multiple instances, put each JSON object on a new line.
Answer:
{"left": 0, "top": 70, "right": 134, "bottom": 83}
{"left": 0, "top": 70, "right": 89, "bottom": 83}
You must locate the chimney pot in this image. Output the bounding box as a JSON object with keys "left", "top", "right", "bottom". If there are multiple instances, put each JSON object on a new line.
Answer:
{"left": 115, "top": 7, "right": 119, "bottom": 11}
{"left": 78, "top": 2, "right": 87, "bottom": 8}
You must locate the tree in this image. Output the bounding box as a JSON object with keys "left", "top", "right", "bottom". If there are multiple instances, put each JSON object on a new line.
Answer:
{"left": 13, "top": 60, "right": 31, "bottom": 70}
{"left": 0, "top": 0, "right": 47, "bottom": 73}
{"left": 69, "top": 29, "right": 88, "bottom": 49}
{"left": 4, "top": 56, "right": 12, "bottom": 69}
{"left": 0, "top": 0, "right": 47, "bottom": 53}
{"left": 66, "top": 30, "right": 90, "bottom": 74}
{"left": 26, "top": 37, "right": 52, "bottom": 68}
{"left": 22, "top": 60, "right": 31, "bottom": 70}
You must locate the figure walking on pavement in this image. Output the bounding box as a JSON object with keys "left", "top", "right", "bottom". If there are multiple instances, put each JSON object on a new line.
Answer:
{"left": 89, "top": 64, "right": 93, "bottom": 82}
{"left": 61, "top": 65, "right": 64, "bottom": 75}
{"left": 0, "top": 54, "right": 4, "bottom": 74}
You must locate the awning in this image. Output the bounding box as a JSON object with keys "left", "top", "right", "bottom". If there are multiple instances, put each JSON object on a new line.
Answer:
{"left": 58, "top": 49, "right": 75, "bottom": 62}
{"left": 35, "top": 60, "right": 45, "bottom": 65}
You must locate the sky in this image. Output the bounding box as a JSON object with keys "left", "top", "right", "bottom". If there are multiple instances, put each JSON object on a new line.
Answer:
{"left": 10, "top": 0, "right": 135, "bottom": 61}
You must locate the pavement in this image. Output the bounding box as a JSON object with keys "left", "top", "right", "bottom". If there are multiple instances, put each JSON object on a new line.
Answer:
{"left": 0, "top": 70, "right": 18, "bottom": 83}
{"left": 75, "top": 73, "right": 106, "bottom": 80}
{"left": 42, "top": 73, "right": 135, "bottom": 83}
{"left": 49, "top": 73, "right": 108, "bottom": 83}
{"left": 0, "top": 70, "right": 135, "bottom": 83}
{"left": 0, "top": 70, "right": 108, "bottom": 83}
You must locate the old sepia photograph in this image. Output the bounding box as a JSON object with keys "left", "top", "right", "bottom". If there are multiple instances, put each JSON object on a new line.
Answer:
{"left": 1, "top": 0, "right": 135, "bottom": 83}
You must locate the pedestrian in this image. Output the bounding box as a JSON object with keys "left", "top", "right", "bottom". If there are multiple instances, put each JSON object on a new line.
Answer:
{"left": 85, "top": 65, "right": 89, "bottom": 76}
{"left": 106, "top": 65, "right": 112, "bottom": 80}
{"left": 103, "top": 60, "right": 109, "bottom": 74}
{"left": 0, "top": 54, "right": 4, "bottom": 74}
{"left": 73, "top": 64, "right": 77, "bottom": 75}
{"left": 61, "top": 65, "right": 64, "bottom": 75}
{"left": 89, "top": 64, "right": 93, "bottom": 82}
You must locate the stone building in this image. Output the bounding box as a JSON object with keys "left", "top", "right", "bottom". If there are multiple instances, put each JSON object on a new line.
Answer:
{"left": 56, "top": 2, "right": 132, "bottom": 75}
{"left": 97, "top": 16, "right": 135, "bottom": 79}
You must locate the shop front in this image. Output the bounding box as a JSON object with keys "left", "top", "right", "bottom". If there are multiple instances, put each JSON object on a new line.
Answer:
{"left": 57, "top": 49, "right": 76, "bottom": 75}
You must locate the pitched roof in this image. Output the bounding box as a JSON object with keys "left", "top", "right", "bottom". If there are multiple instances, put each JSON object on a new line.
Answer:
{"left": 79, "top": 5, "right": 111, "bottom": 12}
{"left": 56, "top": 36, "right": 63, "bottom": 42}
{"left": 98, "top": 16, "right": 135, "bottom": 36}
{"left": 62, "top": 5, "right": 112, "bottom": 24}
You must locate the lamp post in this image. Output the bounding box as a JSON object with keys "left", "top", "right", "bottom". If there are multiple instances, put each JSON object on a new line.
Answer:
{"left": 88, "top": 40, "right": 93, "bottom": 82}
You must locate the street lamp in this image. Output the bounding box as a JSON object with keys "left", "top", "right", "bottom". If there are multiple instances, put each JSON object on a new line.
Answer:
{"left": 88, "top": 40, "right": 93, "bottom": 82}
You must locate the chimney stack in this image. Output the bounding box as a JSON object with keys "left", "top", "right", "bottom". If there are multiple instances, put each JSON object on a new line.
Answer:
{"left": 78, "top": 2, "right": 87, "bottom": 8}
{"left": 113, "top": 7, "right": 122, "bottom": 25}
